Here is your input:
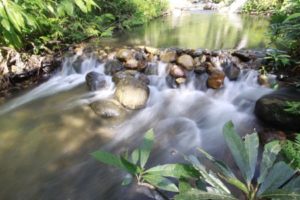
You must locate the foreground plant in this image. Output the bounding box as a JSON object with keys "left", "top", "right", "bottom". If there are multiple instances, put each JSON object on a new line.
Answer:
{"left": 92, "top": 122, "right": 300, "bottom": 200}
{"left": 281, "top": 134, "right": 300, "bottom": 169}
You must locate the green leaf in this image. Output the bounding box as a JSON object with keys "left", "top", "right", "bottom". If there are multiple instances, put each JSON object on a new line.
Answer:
{"left": 179, "top": 178, "right": 192, "bottom": 193}
{"left": 75, "top": 0, "right": 87, "bottom": 13}
{"left": 186, "top": 155, "right": 231, "bottom": 195}
{"left": 244, "top": 132, "right": 259, "bottom": 183}
{"left": 175, "top": 188, "right": 237, "bottom": 200}
{"left": 122, "top": 174, "right": 133, "bottom": 186}
{"left": 258, "top": 161, "right": 295, "bottom": 195}
{"left": 145, "top": 164, "right": 199, "bottom": 179}
{"left": 143, "top": 174, "right": 179, "bottom": 192}
{"left": 131, "top": 149, "right": 140, "bottom": 165}
{"left": 140, "top": 129, "right": 154, "bottom": 168}
{"left": 197, "top": 148, "right": 236, "bottom": 178}
{"left": 284, "top": 13, "right": 300, "bottom": 22}
{"left": 258, "top": 140, "right": 281, "bottom": 184}
{"left": 283, "top": 176, "right": 300, "bottom": 192}
{"left": 91, "top": 150, "right": 138, "bottom": 174}
{"left": 223, "top": 121, "right": 250, "bottom": 183}
{"left": 221, "top": 176, "right": 248, "bottom": 194}
{"left": 259, "top": 189, "right": 300, "bottom": 199}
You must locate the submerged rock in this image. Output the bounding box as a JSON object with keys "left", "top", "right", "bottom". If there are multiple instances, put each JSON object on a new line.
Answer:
{"left": 255, "top": 88, "right": 300, "bottom": 131}
{"left": 177, "top": 54, "right": 194, "bottom": 70}
{"left": 85, "top": 71, "right": 107, "bottom": 91}
{"left": 90, "top": 99, "right": 127, "bottom": 120}
{"left": 114, "top": 77, "right": 150, "bottom": 110}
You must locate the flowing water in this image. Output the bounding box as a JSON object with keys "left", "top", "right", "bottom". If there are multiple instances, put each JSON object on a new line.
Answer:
{"left": 0, "top": 12, "right": 272, "bottom": 200}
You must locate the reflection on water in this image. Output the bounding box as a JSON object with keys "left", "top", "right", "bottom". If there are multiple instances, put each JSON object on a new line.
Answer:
{"left": 110, "top": 11, "right": 270, "bottom": 49}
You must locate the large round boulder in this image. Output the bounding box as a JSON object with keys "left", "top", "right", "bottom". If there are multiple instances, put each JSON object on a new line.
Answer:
{"left": 224, "top": 63, "right": 241, "bottom": 81}
{"left": 116, "top": 49, "right": 133, "bottom": 62}
{"left": 114, "top": 77, "right": 150, "bottom": 110}
{"left": 112, "top": 70, "right": 149, "bottom": 85}
{"left": 177, "top": 54, "right": 194, "bottom": 70}
{"left": 160, "top": 50, "right": 177, "bottom": 63}
{"left": 207, "top": 69, "right": 225, "bottom": 89}
{"left": 255, "top": 88, "right": 300, "bottom": 131}
{"left": 85, "top": 71, "right": 107, "bottom": 91}
{"left": 169, "top": 64, "right": 186, "bottom": 78}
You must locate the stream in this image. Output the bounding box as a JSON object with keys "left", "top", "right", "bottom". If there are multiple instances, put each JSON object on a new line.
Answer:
{"left": 0, "top": 12, "right": 272, "bottom": 200}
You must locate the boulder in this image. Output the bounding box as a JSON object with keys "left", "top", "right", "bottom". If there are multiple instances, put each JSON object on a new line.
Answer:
{"left": 169, "top": 64, "right": 185, "bottom": 78}
{"left": 255, "top": 88, "right": 300, "bottom": 131}
{"left": 160, "top": 50, "right": 177, "bottom": 63}
{"left": 207, "top": 69, "right": 225, "bottom": 89}
{"left": 125, "top": 58, "right": 139, "bottom": 69}
{"left": 85, "top": 71, "right": 106, "bottom": 91}
{"left": 177, "top": 54, "right": 194, "bottom": 70}
{"left": 114, "top": 77, "right": 150, "bottom": 110}
{"left": 232, "top": 50, "right": 252, "bottom": 62}
{"left": 175, "top": 77, "right": 187, "bottom": 85}
{"left": 144, "top": 62, "right": 158, "bottom": 75}
{"left": 112, "top": 70, "right": 150, "bottom": 85}
{"left": 145, "top": 46, "right": 160, "bottom": 55}
{"left": 116, "top": 49, "right": 133, "bottom": 62}
{"left": 104, "top": 59, "right": 123, "bottom": 75}
{"left": 224, "top": 63, "right": 241, "bottom": 80}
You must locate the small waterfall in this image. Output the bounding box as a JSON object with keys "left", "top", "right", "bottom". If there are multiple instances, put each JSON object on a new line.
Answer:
{"left": 228, "top": 0, "right": 248, "bottom": 13}
{"left": 0, "top": 56, "right": 106, "bottom": 115}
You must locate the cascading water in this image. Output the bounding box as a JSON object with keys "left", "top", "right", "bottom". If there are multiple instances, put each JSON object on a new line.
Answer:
{"left": 0, "top": 52, "right": 273, "bottom": 199}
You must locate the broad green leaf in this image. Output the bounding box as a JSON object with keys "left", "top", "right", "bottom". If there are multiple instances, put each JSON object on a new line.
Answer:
{"left": 258, "top": 141, "right": 281, "bottom": 184}
{"left": 284, "top": 13, "right": 300, "bottom": 22}
{"left": 197, "top": 148, "right": 236, "bottom": 178}
{"left": 91, "top": 150, "right": 138, "bottom": 174}
{"left": 179, "top": 178, "right": 192, "bottom": 193}
{"left": 75, "top": 0, "right": 87, "bottom": 13}
{"left": 131, "top": 149, "right": 140, "bottom": 165}
{"left": 140, "top": 129, "right": 154, "bottom": 168}
{"left": 223, "top": 121, "right": 250, "bottom": 183}
{"left": 220, "top": 176, "right": 248, "bottom": 194}
{"left": 175, "top": 188, "right": 237, "bottom": 200}
{"left": 122, "top": 174, "right": 133, "bottom": 186}
{"left": 145, "top": 164, "right": 199, "bottom": 179}
{"left": 283, "top": 176, "right": 300, "bottom": 192}
{"left": 244, "top": 132, "right": 259, "bottom": 183}
{"left": 1, "top": 18, "right": 11, "bottom": 31}
{"left": 143, "top": 174, "right": 179, "bottom": 192}
{"left": 258, "top": 161, "right": 295, "bottom": 195}
{"left": 259, "top": 189, "right": 300, "bottom": 199}
{"left": 186, "top": 155, "right": 231, "bottom": 195}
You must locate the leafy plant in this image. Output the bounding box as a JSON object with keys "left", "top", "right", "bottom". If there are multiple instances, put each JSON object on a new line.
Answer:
{"left": 281, "top": 134, "right": 300, "bottom": 169}
{"left": 285, "top": 101, "right": 300, "bottom": 115}
{"left": 92, "top": 122, "right": 300, "bottom": 200}
{"left": 264, "top": 49, "right": 292, "bottom": 71}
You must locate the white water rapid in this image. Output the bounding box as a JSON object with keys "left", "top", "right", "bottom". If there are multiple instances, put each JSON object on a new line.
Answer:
{"left": 0, "top": 54, "right": 273, "bottom": 200}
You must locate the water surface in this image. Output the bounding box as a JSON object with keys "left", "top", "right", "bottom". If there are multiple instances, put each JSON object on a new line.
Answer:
{"left": 0, "top": 12, "right": 271, "bottom": 200}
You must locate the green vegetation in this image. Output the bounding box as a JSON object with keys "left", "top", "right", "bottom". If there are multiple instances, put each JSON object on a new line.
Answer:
{"left": 92, "top": 122, "right": 300, "bottom": 200}
{"left": 243, "top": 0, "right": 282, "bottom": 13}
{"left": 281, "top": 134, "right": 300, "bottom": 169}
{"left": 0, "top": 0, "right": 167, "bottom": 52}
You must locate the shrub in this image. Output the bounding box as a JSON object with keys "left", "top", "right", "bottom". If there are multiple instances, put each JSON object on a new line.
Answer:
{"left": 92, "top": 122, "right": 300, "bottom": 200}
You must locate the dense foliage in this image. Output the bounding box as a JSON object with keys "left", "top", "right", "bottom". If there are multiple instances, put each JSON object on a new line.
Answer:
{"left": 281, "top": 134, "right": 300, "bottom": 169}
{"left": 0, "top": 0, "right": 167, "bottom": 52}
{"left": 92, "top": 122, "right": 300, "bottom": 200}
